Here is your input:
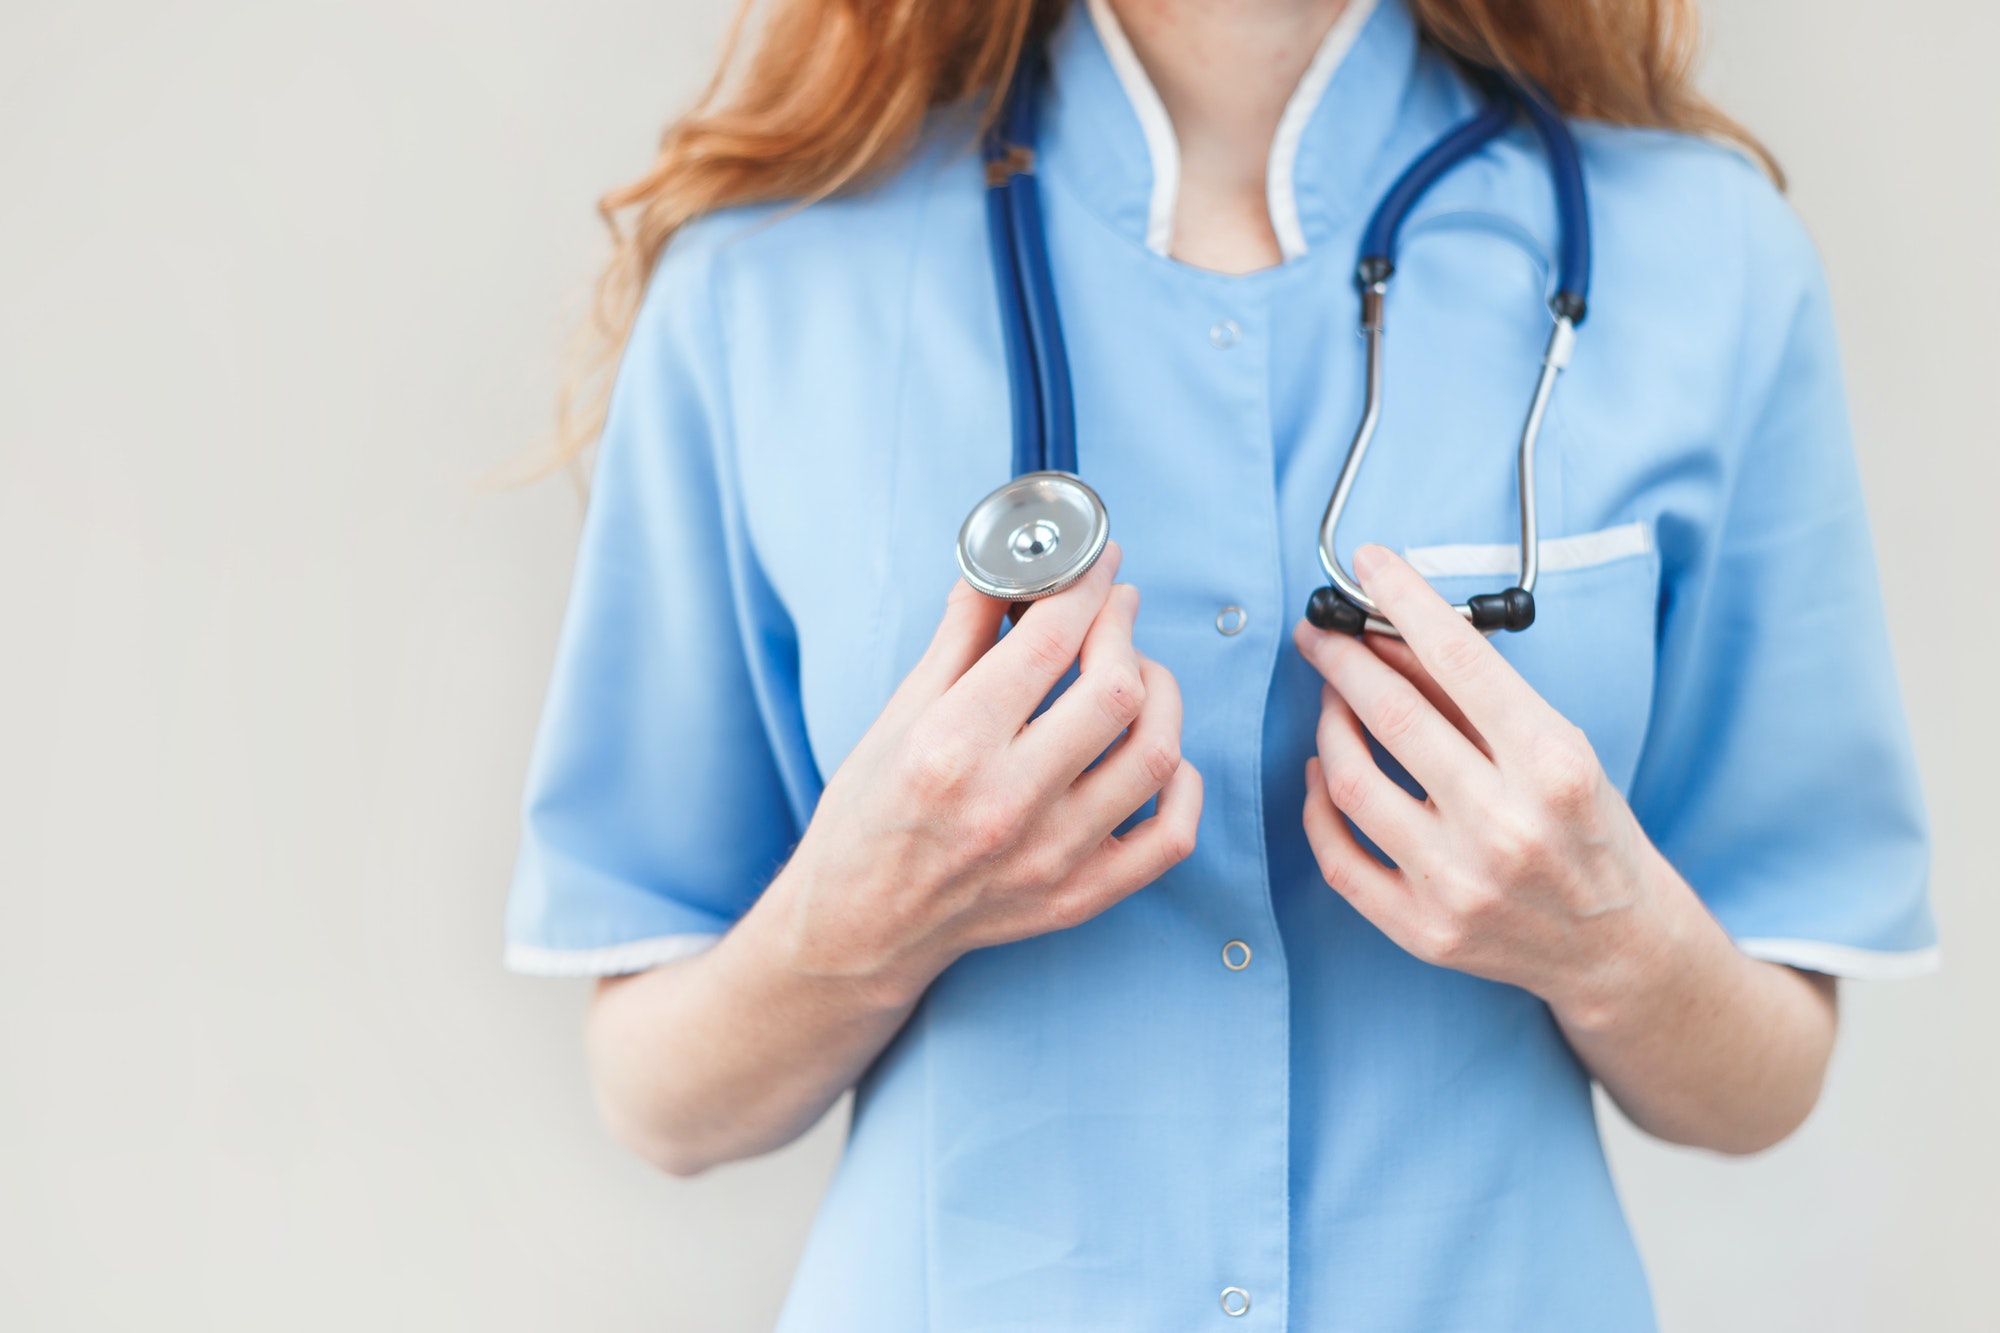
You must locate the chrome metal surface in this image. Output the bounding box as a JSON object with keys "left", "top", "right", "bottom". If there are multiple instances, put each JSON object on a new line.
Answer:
{"left": 1316, "top": 310, "right": 1575, "bottom": 638}
{"left": 956, "top": 471, "right": 1110, "bottom": 601}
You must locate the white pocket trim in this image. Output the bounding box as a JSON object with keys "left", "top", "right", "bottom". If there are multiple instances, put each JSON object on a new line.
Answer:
{"left": 1403, "top": 521, "right": 1653, "bottom": 579}
{"left": 505, "top": 933, "right": 722, "bottom": 978}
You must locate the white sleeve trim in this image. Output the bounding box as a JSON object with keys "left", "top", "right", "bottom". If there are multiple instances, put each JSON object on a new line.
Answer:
{"left": 505, "top": 933, "right": 723, "bottom": 978}
{"left": 1086, "top": 0, "right": 1179, "bottom": 256}
{"left": 1736, "top": 938, "right": 1941, "bottom": 980}
{"left": 1403, "top": 521, "right": 1653, "bottom": 579}
{"left": 1266, "top": 0, "right": 1380, "bottom": 261}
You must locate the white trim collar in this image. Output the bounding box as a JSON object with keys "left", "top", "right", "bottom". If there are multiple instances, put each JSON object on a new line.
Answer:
{"left": 1085, "top": 0, "right": 1180, "bottom": 255}
{"left": 1082, "top": 0, "right": 1382, "bottom": 260}
{"left": 1268, "top": 0, "right": 1381, "bottom": 260}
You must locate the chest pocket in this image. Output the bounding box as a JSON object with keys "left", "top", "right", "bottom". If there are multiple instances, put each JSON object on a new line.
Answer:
{"left": 1406, "top": 522, "right": 1660, "bottom": 794}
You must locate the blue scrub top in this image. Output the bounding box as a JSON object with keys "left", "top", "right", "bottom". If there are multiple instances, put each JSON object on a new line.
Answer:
{"left": 506, "top": 0, "right": 1938, "bottom": 1325}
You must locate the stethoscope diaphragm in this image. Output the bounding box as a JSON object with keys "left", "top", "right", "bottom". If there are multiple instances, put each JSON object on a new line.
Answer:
{"left": 955, "top": 471, "right": 1109, "bottom": 602}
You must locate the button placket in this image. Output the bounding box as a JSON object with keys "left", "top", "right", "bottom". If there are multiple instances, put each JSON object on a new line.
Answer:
{"left": 1178, "top": 294, "right": 1284, "bottom": 1329}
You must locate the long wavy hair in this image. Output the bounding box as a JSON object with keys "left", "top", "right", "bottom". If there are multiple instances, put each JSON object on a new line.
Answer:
{"left": 552, "top": 0, "right": 1772, "bottom": 472}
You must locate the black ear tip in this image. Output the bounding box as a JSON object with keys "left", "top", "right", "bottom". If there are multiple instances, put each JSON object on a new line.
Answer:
{"left": 1306, "top": 587, "right": 1368, "bottom": 635}
{"left": 1467, "top": 587, "right": 1536, "bottom": 632}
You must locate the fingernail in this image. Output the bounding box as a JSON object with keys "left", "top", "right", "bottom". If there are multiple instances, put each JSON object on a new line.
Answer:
{"left": 1353, "top": 544, "right": 1390, "bottom": 580}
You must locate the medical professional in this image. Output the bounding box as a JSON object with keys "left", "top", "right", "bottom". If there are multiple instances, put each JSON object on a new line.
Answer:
{"left": 507, "top": 0, "right": 1937, "bottom": 1324}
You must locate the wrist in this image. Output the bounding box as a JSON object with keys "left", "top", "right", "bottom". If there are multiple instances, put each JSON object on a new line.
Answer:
{"left": 745, "top": 857, "right": 955, "bottom": 1014}
{"left": 1540, "top": 845, "right": 1709, "bottom": 1037}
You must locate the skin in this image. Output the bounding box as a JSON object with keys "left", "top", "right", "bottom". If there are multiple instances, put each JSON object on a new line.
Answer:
{"left": 590, "top": 547, "right": 1204, "bottom": 1174}
{"left": 1296, "top": 546, "right": 1836, "bottom": 1154}
{"left": 585, "top": 0, "right": 1837, "bottom": 1176}
{"left": 1114, "top": 0, "right": 1343, "bottom": 272}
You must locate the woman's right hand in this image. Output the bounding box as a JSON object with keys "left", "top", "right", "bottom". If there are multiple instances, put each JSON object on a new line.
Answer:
{"left": 768, "top": 542, "right": 1203, "bottom": 1005}
{"left": 587, "top": 542, "right": 1198, "bottom": 1175}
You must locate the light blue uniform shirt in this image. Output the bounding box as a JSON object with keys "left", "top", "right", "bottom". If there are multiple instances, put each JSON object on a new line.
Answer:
{"left": 506, "top": 0, "right": 1938, "bottom": 1325}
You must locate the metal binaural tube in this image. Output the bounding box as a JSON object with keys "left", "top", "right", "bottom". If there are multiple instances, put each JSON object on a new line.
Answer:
{"left": 1313, "top": 309, "right": 1576, "bottom": 639}
{"left": 1510, "top": 317, "right": 1575, "bottom": 598}
{"left": 1317, "top": 308, "right": 1389, "bottom": 618}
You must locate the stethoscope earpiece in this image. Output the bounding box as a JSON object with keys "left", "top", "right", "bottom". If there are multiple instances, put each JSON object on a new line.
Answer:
{"left": 1305, "top": 586, "right": 1369, "bottom": 635}
{"left": 1468, "top": 587, "right": 1537, "bottom": 633}
{"left": 1304, "top": 583, "right": 1537, "bottom": 637}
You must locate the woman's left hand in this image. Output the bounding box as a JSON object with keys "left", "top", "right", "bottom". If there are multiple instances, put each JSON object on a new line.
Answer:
{"left": 1296, "top": 543, "right": 1841, "bottom": 1153}
{"left": 1292, "top": 543, "right": 1675, "bottom": 1022}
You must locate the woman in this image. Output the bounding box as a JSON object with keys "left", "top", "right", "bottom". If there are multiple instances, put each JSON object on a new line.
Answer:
{"left": 506, "top": 0, "right": 1937, "bottom": 1324}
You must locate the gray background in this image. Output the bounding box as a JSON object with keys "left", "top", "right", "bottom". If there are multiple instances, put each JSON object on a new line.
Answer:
{"left": 1, "top": 0, "right": 1991, "bottom": 1328}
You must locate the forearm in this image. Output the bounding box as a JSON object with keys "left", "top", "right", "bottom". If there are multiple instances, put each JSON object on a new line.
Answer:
{"left": 1549, "top": 854, "right": 1839, "bottom": 1155}
{"left": 1291, "top": 557, "right": 1847, "bottom": 1156}
{"left": 585, "top": 866, "right": 932, "bottom": 1177}
{"left": 581, "top": 567, "right": 1200, "bottom": 1176}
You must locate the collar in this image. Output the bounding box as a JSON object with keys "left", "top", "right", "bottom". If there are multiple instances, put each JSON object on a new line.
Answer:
{"left": 1038, "top": 0, "right": 1420, "bottom": 262}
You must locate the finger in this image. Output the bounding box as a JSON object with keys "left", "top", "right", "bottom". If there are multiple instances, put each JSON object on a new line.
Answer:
{"left": 1364, "top": 632, "right": 1491, "bottom": 757}
{"left": 1061, "top": 655, "right": 1183, "bottom": 828}
{"left": 895, "top": 579, "right": 1011, "bottom": 703}
{"left": 1294, "top": 618, "right": 1491, "bottom": 807}
{"left": 1312, "top": 686, "right": 1433, "bottom": 860}
{"left": 1059, "top": 757, "right": 1203, "bottom": 913}
{"left": 1013, "top": 583, "right": 1147, "bottom": 789}
{"left": 1301, "top": 756, "right": 1407, "bottom": 919}
{"left": 940, "top": 541, "right": 1123, "bottom": 741}
{"left": 1349, "top": 543, "right": 1551, "bottom": 750}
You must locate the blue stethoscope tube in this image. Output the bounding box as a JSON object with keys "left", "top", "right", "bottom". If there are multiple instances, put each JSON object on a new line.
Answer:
{"left": 1311, "top": 72, "right": 1591, "bottom": 636}
{"left": 972, "top": 48, "right": 1592, "bottom": 637}
{"left": 984, "top": 43, "right": 1077, "bottom": 479}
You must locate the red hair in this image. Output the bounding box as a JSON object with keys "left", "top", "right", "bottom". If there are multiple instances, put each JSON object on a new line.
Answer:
{"left": 554, "top": 0, "right": 1772, "bottom": 470}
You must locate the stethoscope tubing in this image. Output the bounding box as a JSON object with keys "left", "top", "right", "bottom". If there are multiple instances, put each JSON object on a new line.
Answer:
{"left": 985, "top": 45, "right": 1077, "bottom": 479}
{"left": 1314, "top": 74, "right": 1590, "bottom": 636}
{"left": 976, "top": 47, "right": 1591, "bottom": 638}
{"left": 986, "top": 180, "right": 1042, "bottom": 480}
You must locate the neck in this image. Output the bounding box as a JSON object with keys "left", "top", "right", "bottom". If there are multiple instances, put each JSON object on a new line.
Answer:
{"left": 1107, "top": 0, "right": 1351, "bottom": 273}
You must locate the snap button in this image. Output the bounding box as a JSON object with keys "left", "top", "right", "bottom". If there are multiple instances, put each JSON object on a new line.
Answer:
{"left": 1222, "top": 940, "right": 1251, "bottom": 971}
{"left": 1208, "top": 320, "right": 1240, "bottom": 349}
{"left": 1221, "top": 1286, "right": 1251, "bottom": 1317}
{"left": 1215, "top": 605, "right": 1246, "bottom": 636}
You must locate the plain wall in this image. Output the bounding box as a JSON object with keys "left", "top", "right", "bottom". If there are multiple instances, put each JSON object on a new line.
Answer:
{"left": 0, "top": 1, "right": 1992, "bottom": 1328}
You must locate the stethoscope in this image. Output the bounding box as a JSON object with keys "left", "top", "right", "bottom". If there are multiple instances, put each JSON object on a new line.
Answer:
{"left": 954, "top": 41, "right": 1592, "bottom": 638}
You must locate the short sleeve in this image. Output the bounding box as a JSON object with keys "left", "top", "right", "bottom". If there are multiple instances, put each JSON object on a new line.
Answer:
{"left": 504, "top": 226, "right": 806, "bottom": 977}
{"left": 1627, "top": 181, "right": 1938, "bottom": 979}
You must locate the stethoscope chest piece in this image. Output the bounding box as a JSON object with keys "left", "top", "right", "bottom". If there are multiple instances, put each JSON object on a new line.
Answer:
{"left": 956, "top": 471, "right": 1109, "bottom": 601}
